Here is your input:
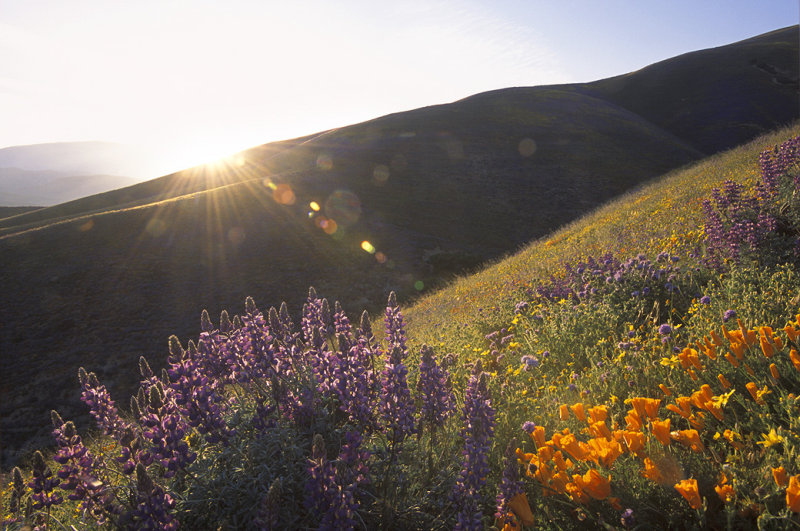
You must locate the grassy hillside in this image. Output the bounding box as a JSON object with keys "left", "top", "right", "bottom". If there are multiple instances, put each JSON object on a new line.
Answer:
{"left": 0, "top": 24, "right": 798, "bottom": 491}
{"left": 5, "top": 122, "right": 800, "bottom": 529}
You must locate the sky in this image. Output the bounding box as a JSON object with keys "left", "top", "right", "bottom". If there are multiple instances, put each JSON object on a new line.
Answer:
{"left": 1, "top": 0, "right": 798, "bottom": 177}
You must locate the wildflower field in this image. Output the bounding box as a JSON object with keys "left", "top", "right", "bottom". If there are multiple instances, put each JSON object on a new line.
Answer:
{"left": 4, "top": 123, "right": 800, "bottom": 530}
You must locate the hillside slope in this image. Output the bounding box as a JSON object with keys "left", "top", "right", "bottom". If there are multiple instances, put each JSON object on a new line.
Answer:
{"left": 0, "top": 27, "right": 798, "bottom": 466}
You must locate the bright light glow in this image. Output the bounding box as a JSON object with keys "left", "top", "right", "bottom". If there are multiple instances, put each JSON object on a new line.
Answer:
{"left": 361, "top": 240, "right": 376, "bottom": 254}
{"left": 1, "top": 1, "right": 794, "bottom": 176}
{"left": 309, "top": 201, "right": 320, "bottom": 211}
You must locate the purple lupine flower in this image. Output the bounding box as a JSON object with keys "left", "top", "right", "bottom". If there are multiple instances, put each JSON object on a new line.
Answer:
{"left": 305, "top": 432, "right": 370, "bottom": 530}
{"left": 381, "top": 345, "right": 417, "bottom": 447}
{"left": 453, "top": 361, "right": 495, "bottom": 530}
{"left": 79, "top": 367, "right": 127, "bottom": 439}
{"left": 136, "top": 378, "right": 196, "bottom": 478}
{"left": 385, "top": 291, "right": 409, "bottom": 357}
{"left": 331, "top": 333, "right": 376, "bottom": 431}
{"left": 416, "top": 344, "right": 455, "bottom": 432}
{"left": 521, "top": 421, "right": 536, "bottom": 434}
{"left": 29, "top": 450, "right": 62, "bottom": 510}
{"left": 51, "top": 411, "right": 119, "bottom": 523}
{"left": 119, "top": 463, "right": 178, "bottom": 530}
{"left": 723, "top": 309, "right": 737, "bottom": 322}
{"left": 302, "top": 287, "right": 328, "bottom": 348}
{"left": 700, "top": 295, "right": 711, "bottom": 305}
{"left": 658, "top": 324, "right": 672, "bottom": 336}
{"left": 166, "top": 335, "right": 231, "bottom": 444}
{"left": 495, "top": 439, "right": 525, "bottom": 521}
{"left": 6, "top": 467, "right": 26, "bottom": 525}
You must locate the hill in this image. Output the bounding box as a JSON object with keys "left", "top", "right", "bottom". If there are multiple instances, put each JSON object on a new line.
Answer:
{"left": 0, "top": 26, "right": 798, "bottom": 466}
{"left": 0, "top": 142, "right": 158, "bottom": 207}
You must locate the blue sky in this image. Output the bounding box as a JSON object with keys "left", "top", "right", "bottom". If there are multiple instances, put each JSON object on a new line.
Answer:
{"left": 1, "top": 0, "right": 797, "bottom": 174}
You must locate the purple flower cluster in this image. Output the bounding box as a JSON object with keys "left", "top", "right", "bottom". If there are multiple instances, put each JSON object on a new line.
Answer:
{"left": 305, "top": 432, "right": 370, "bottom": 530}
{"left": 703, "top": 135, "right": 800, "bottom": 270}
{"left": 495, "top": 439, "right": 524, "bottom": 521}
{"left": 166, "top": 335, "right": 231, "bottom": 444}
{"left": 380, "top": 293, "right": 416, "bottom": 447}
{"left": 51, "top": 411, "right": 119, "bottom": 522}
{"left": 29, "top": 450, "right": 62, "bottom": 511}
{"left": 118, "top": 463, "right": 178, "bottom": 530}
{"left": 136, "top": 379, "right": 197, "bottom": 478}
{"left": 416, "top": 344, "right": 455, "bottom": 432}
{"left": 79, "top": 367, "right": 127, "bottom": 438}
{"left": 533, "top": 252, "right": 689, "bottom": 305}
{"left": 453, "top": 361, "right": 496, "bottom": 530}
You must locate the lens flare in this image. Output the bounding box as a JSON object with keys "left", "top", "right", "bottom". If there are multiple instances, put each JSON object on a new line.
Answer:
{"left": 375, "top": 251, "right": 387, "bottom": 264}
{"left": 325, "top": 190, "right": 361, "bottom": 226}
{"left": 272, "top": 183, "right": 296, "bottom": 205}
{"left": 414, "top": 280, "right": 425, "bottom": 291}
{"left": 309, "top": 201, "right": 320, "bottom": 211}
{"left": 361, "top": 240, "right": 376, "bottom": 254}
{"left": 518, "top": 138, "right": 537, "bottom": 157}
{"left": 373, "top": 164, "right": 390, "bottom": 185}
{"left": 316, "top": 153, "right": 333, "bottom": 171}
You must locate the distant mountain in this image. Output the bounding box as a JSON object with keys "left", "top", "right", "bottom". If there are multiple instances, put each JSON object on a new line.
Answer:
{"left": 0, "top": 142, "right": 162, "bottom": 206}
{"left": 0, "top": 26, "right": 797, "bottom": 467}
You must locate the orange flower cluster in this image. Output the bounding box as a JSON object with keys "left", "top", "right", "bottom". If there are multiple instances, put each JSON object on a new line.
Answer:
{"left": 516, "top": 422, "right": 614, "bottom": 504}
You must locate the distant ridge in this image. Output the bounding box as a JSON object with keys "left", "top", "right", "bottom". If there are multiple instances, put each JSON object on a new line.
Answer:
{"left": 1, "top": 26, "right": 797, "bottom": 467}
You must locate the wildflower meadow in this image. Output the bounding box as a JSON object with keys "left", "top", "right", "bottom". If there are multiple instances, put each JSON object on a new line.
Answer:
{"left": 4, "top": 125, "right": 800, "bottom": 529}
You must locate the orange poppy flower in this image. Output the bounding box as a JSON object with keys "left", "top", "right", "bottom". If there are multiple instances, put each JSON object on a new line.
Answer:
{"left": 790, "top": 349, "right": 800, "bottom": 371}
{"left": 787, "top": 475, "right": 800, "bottom": 512}
{"left": 565, "top": 478, "right": 590, "bottom": 504}
{"left": 715, "top": 475, "right": 735, "bottom": 503}
{"left": 784, "top": 325, "right": 798, "bottom": 343}
{"left": 531, "top": 425, "right": 547, "bottom": 449}
{"left": 641, "top": 457, "right": 663, "bottom": 483}
{"left": 770, "top": 363, "right": 780, "bottom": 380}
{"left": 730, "top": 341, "right": 745, "bottom": 360}
{"left": 644, "top": 398, "right": 661, "bottom": 419}
{"left": 718, "top": 374, "right": 732, "bottom": 389}
{"left": 744, "top": 363, "right": 755, "bottom": 376}
{"left": 773, "top": 466, "right": 789, "bottom": 488}
{"left": 559, "top": 404, "right": 569, "bottom": 420}
{"left": 625, "top": 410, "right": 643, "bottom": 432}
{"left": 659, "top": 384, "right": 673, "bottom": 396}
{"left": 672, "top": 429, "right": 704, "bottom": 453}
{"left": 553, "top": 451, "right": 570, "bottom": 472}
{"left": 559, "top": 433, "right": 589, "bottom": 461}
{"left": 537, "top": 445, "right": 554, "bottom": 463}
{"left": 746, "top": 382, "right": 765, "bottom": 405}
{"left": 588, "top": 405, "right": 608, "bottom": 424}
{"left": 675, "top": 478, "right": 702, "bottom": 509}
{"left": 580, "top": 469, "right": 611, "bottom": 500}
{"left": 710, "top": 330, "right": 724, "bottom": 347}
{"left": 630, "top": 398, "right": 648, "bottom": 421}
{"left": 760, "top": 336, "right": 775, "bottom": 358}
{"left": 775, "top": 336, "right": 784, "bottom": 350}
{"left": 622, "top": 430, "right": 646, "bottom": 455}
{"left": 652, "top": 418, "right": 671, "bottom": 446}
{"left": 590, "top": 420, "right": 613, "bottom": 440}
{"left": 508, "top": 492, "right": 535, "bottom": 527}
{"left": 700, "top": 385, "right": 713, "bottom": 401}
{"left": 721, "top": 325, "right": 735, "bottom": 343}
{"left": 570, "top": 403, "right": 586, "bottom": 422}
{"left": 725, "top": 352, "right": 740, "bottom": 367}
{"left": 550, "top": 470, "right": 570, "bottom": 495}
